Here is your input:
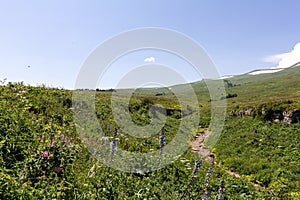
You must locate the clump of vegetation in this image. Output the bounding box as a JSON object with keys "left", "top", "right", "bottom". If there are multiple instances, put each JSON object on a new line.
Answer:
{"left": 220, "top": 93, "right": 238, "bottom": 100}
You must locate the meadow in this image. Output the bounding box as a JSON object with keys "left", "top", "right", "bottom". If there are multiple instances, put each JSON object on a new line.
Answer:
{"left": 0, "top": 66, "right": 300, "bottom": 199}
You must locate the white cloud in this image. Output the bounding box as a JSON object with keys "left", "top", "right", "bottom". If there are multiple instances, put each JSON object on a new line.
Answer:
{"left": 264, "top": 42, "right": 300, "bottom": 69}
{"left": 144, "top": 56, "right": 155, "bottom": 63}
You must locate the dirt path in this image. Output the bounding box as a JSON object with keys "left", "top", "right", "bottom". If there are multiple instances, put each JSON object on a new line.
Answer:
{"left": 191, "top": 128, "right": 211, "bottom": 158}
{"left": 191, "top": 128, "right": 260, "bottom": 187}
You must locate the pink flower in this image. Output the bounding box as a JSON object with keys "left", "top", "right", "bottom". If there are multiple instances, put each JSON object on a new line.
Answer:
{"left": 50, "top": 142, "right": 55, "bottom": 147}
{"left": 42, "top": 151, "right": 49, "bottom": 158}
{"left": 55, "top": 167, "right": 62, "bottom": 174}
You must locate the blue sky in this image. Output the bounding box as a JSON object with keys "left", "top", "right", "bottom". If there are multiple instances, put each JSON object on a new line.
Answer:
{"left": 1, "top": 0, "right": 300, "bottom": 89}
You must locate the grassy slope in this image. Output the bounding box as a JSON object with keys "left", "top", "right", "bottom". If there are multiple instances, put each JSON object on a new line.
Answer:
{"left": 188, "top": 65, "right": 300, "bottom": 108}
{"left": 208, "top": 67, "right": 300, "bottom": 197}
{"left": 149, "top": 65, "right": 300, "bottom": 197}
{"left": 1, "top": 83, "right": 261, "bottom": 199}
{"left": 1, "top": 66, "right": 300, "bottom": 199}
{"left": 220, "top": 66, "right": 300, "bottom": 108}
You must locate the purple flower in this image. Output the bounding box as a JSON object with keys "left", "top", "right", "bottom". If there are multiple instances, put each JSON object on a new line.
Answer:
{"left": 55, "top": 167, "right": 62, "bottom": 174}
{"left": 190, "top": 160, "right": 203, "bottom": 188}
{"left": 203, "top": 189, "right": 210, "bottom": 200}
{"left": 111, "top": 140, "right": 117, "bottom": 149}
{"left": 110, "top": 128, "right": 118, "bottom": 162}
{"left": 113, "top": 128, "right": 118, "bottom": 137}
{"left": 110, "top": 140, "right": 118, "bottom": 158}
{"left": 202, "top": 154, "right": 215, "bottom": 198}
{"left": 159, "top": 127, "right": 166, "bottom": 150}
{"left": 210, "top": 153, "right": 215, "bottom": 164}
{"left": 192, "top": 160, "right": 202, "bottom": 176}
{"left": 42, "top": 151, "right": 49, "bottom": 158}
{"left": 216, "top": 180, "right": 225, "bottom": 200}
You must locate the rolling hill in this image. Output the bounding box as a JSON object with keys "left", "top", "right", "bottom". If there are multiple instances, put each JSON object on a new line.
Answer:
{"left": 0, "top": 64, "right": 299, "bottom": 199}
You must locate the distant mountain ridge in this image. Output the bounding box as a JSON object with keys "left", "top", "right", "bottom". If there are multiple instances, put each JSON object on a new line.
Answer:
{"left": 221, "top": 61, "right": 300, "bottom": 79}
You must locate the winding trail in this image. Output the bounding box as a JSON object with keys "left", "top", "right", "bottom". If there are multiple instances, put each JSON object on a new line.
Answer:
{"left": 191, "top": 128, "right": 260, "bottom": 187}
{"left": 191, "top": 128, "right": 211, "bottom": 158}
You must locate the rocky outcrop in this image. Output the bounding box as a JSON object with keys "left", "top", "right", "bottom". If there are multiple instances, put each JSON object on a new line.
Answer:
{"left": 283, "top": 110, "right": 300, "bottom": 124}
{"left": 267, "top": 109, "right": 300, "bottom": 124}
{"left": 230, "top": 108, "right": 252, "bottom": 117}
{"left": 230, "top": 107, "right": 300, "bottom": 124}
{"left": 270, "top": 110, "right": 284, "bottom": 122}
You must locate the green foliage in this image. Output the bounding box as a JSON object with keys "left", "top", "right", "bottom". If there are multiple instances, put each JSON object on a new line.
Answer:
{"left": 0, "top": 81, "right": 299, "bottom": 199}
{"left": 220, "top": 93, "right": 238, "bottom": 100}
{"left": 251, "top": 100, "right": 296, "bottom": 120}
{"left": 214, "top": 116, "right": 300, "bottom": 198}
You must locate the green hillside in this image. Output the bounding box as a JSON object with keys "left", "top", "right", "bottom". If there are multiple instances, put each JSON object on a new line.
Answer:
{"left": 189, "top": 65, "right": 300, "bottom": 107}
{"left": 0, "top": 66, "right": 299, "bottom": 199}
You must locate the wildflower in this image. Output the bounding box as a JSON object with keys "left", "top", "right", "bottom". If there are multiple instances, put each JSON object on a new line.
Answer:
{"left": 210, "top": 153, "right": 215, "bottom": 164}
{"left": 159, "top": 127, "right": 166, "bottom": 165}
{"left": 159, "top": 134, "right": 166, "bottom": 149}
{"left": 202, "top": 153, "right": 215, "bottom": 198}
{"left": 192, "top": 160, "right": 202, "bottom": 176}
{"left": 204, "top": 154, "right": 215, "bottom": 186}
{"left": 159, "top": 127, "right": 166, "bottom": 149}
{"left": 50, "top": 141, "right": 55, "bottom": 147}
{"left": 110, "top": 128, "right": 118, "bottom": 162}
{"left": 110, "top": 140, "right": 118, "bottom": 153}
{"left": 64, "top": 138, "right": 70, "bottom": 144}
{"left": 204, "top": 167, "right": 214, "bottom": 187}
{"left": 215, "top": 180, "right": 225, "bottom": 200}
{"left": 55, "top": 167, "right": 62, "bottom": 174}
{"left": 42, "top": 151, "right": 49, "bottom": 158}
{"left": 113, "top": 128, "right": 118, "bottom": 138}
{"left": 203, "top": 189, "right": 210, "bottom": 200}
{"left": 110, "top": 139, "right": 117, "bottom": 161}
{"left": 190, "top": 160, "right": 202, "bottom": 187}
